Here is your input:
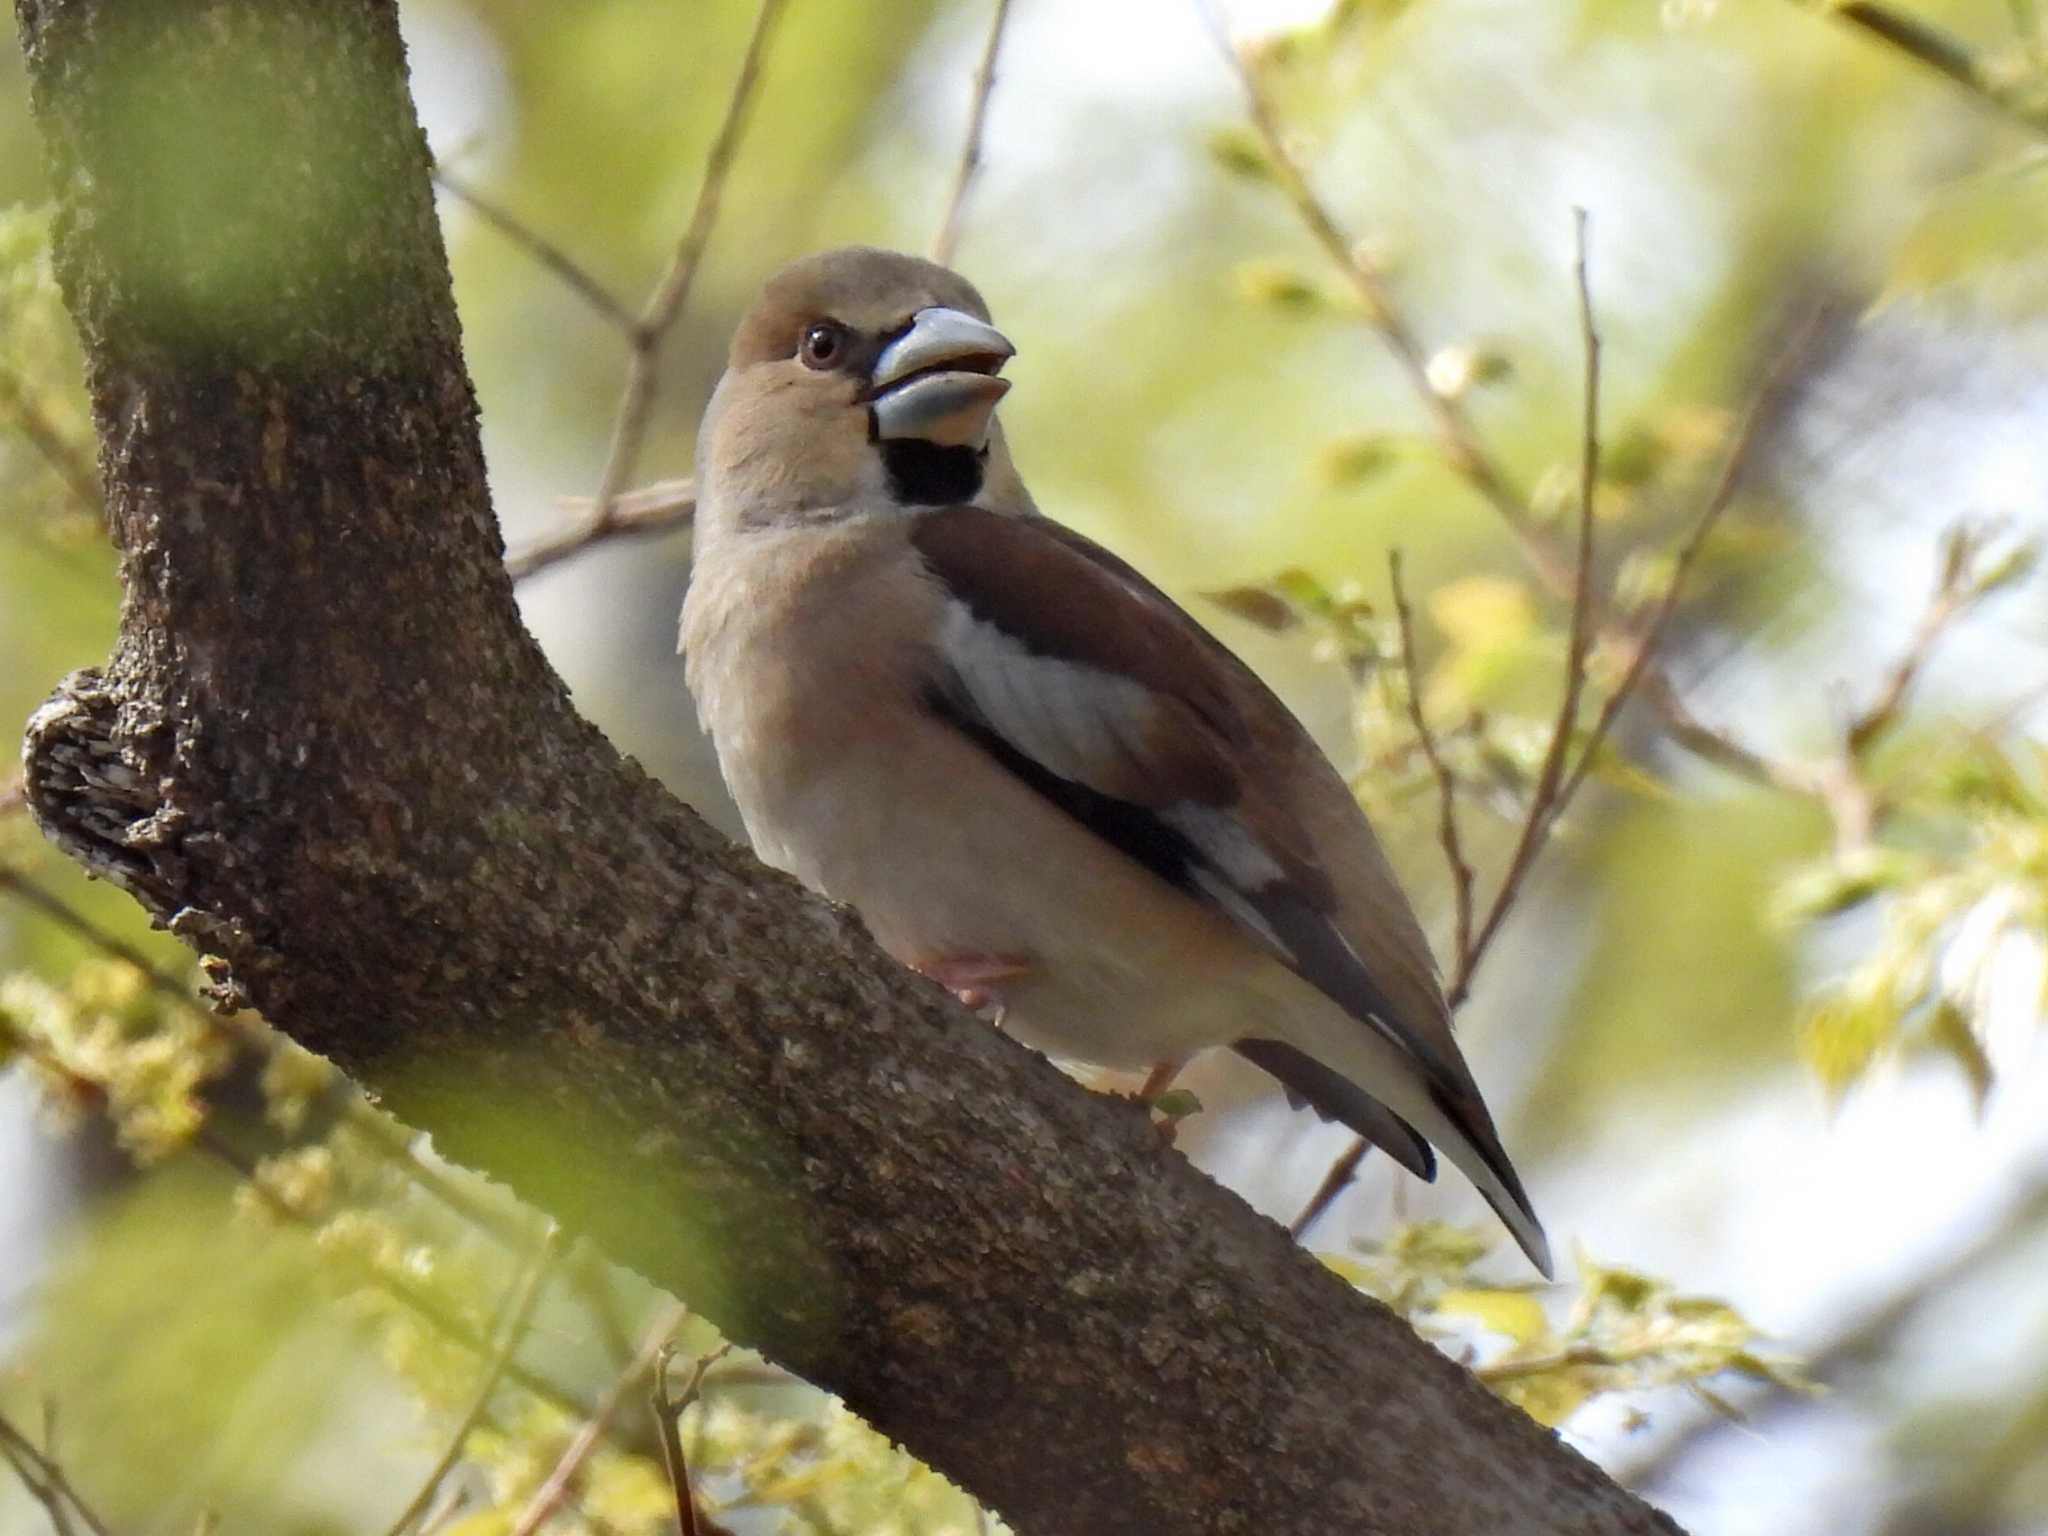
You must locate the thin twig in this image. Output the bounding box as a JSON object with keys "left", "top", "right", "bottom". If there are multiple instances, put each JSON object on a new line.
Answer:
{"left": 0, "top": 1409, "right": 113, "bottom": 1536}
{"left": 1201, "top": 2, "right": 1570, "bottom": 590}
{"left": 211, "top": 1127, "right": 625, "bottom": 1438}
{"left": 931, "top": 0, "right": 1016, "bottom": 268}
{"left": 0, "top": 881, "right": 652, "bottom": 1457}
{"left": 1450, "top": 208, "right": 1603, "bottom": 1004}
{"left": 1846, "top": 522, "right": 1988, "bottom": 753}
{"left": 1292, "top": 220, "right": 1603, "bottom": 1242}
{"left": 1823, "top": 0, "right": 2048, "bottom": 136}
{"left": 0, "top": 1435, "right": 77, "bottom": 1536}
{"left": 432, "top": 168, "right": 636, "bottom": 333}
{"left": 1289, "top": 1139, "right": 1370, "bottom": 1243}
{"left": 0, "top": 886, "right": 621, "bottom": 1436}
{"left": 0, "top": 870, "right": 192, "bottom": 999}
{"left": 506, "top": 478, "right": 697, "bottom": 582}
{"left": 1389, "top": 551, "right": 1475, "bottom": 972}
{"left": 383, "top": 1225, "right": 561, "bottom": 1536}
{"left": 1209, "top": 3, "right": 1836, "bottom": 820}
{"left": 512, "top": 0, "right": 785, "bottom": 583}
{"left": 1555, "top": 313, "right": 1824, "bottom": 815}
{"left": 0, "top": 867, "right": 533, "bottom": 1251}
{"left": 0, "top": 364, "right": 99, "bottom": 511}
{"left": 651, "top": 1342, "right": 735, "bottom": 1536}
{"left": 589, "top": 0, "right": 784, "bottom": 521}
{"left": 508, "top": 1302, "right": 690, "bottom": 1536}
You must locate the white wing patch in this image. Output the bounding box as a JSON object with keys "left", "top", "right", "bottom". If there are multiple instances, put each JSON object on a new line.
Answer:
{"left": 934, "top": 599, "right": 1308, "bottom": 964}
{"left": 935, "top": 600, "right": 1161, "bottom": 788}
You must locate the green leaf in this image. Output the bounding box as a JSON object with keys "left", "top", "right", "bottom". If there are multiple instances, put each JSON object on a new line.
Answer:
{"left": 1924, "top": 996, "right": 1995, "bottom": 1111}
{"left": 1234, "top": 260, "right": 1326, "bottom": 314}
{"left": 1206, "top": 125, "right": 1273, "bottom": 182}
{"left": 1799, "top": 991, "right": 1896, "bottom": 1098}
{"left": 1439, "top": 1287, "right": 1551, "bottom": 1346}
{"left": 1769, "top": 849, "right": 1920, "bottom": 927}
{"left": 1314, "top": 432, "right": 1404, "bottom": 488}
{"left": 1203, "top": 583, "right": 1300, "bottom": 632}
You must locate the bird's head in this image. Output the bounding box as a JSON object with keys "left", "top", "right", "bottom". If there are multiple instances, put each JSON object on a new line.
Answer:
{"left": 697, "top": 246, "right": 1019, "bottom": 534}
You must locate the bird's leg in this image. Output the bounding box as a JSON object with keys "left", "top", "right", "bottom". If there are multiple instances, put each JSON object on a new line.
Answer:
{"left": 1134, "top": 1060, "right": 1193, "bottom": 1147}
{"left": 914, "top": 953, "right": 1031, "bottom": 1029}
{"left": 1135, "top": 1061, "right": 1182, "bottom": 1103}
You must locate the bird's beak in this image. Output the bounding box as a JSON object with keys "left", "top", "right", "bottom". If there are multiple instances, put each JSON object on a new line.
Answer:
{"left": 869, "top": 307, "right": 1014, "bottom": 449}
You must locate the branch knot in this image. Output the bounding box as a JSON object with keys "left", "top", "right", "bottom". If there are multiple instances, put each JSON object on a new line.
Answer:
{"left": 24, "top": 671, "right": 187, "bottom": 917}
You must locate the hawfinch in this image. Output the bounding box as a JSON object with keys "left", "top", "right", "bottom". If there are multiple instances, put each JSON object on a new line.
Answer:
{"left": 680, "top": 247, "right": 1552, "bottom": 1276}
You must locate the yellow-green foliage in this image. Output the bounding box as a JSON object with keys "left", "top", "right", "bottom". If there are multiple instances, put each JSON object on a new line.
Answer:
{"left": 2, "top": 959, "right": 232, "bottom": 1162}
{"left": 1324, "top": 1223, "right": 1811, "bottom": 1429}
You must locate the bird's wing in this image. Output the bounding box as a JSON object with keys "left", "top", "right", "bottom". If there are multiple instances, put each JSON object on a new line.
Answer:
{"left": 907, "top": 504, "right": 1487, "bottom": 1120}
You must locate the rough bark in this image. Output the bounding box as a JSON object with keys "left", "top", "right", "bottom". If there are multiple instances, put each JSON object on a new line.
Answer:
{"left": 12, "top": 3, "right": 1684, "bottom": 1533}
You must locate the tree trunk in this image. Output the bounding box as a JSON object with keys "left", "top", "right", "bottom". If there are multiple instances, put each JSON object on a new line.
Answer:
{"left": 13, "top": 2, "right": 1681, "bottom": 1532}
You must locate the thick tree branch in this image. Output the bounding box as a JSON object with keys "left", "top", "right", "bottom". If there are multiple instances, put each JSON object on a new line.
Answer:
{"left": 12, "top": 3, "right": 1680, "bottom": 1533}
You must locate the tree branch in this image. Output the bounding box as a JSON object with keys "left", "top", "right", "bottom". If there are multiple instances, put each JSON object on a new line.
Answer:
{"left": 0, "top": 1406, "right": 114, "bottom": 1536}
{"left": 12, "top": 3, "right": 1681, "bottom": 1532}
{"left": 651, "top": 1342, "right": 735, "bottom": 1536}
{"left": 1451, "top": 208, "right": 1603, "bottom": 1007}
{"left": 1816, "top": 0, "right": 2048, "bottom": 137}
{"left": 510, "top": 0, "right": 784, "bottom": 582}
{"left": 508, "top": 1302, "right": 688, "bottom": 1536}
{"left": 431, "top": 167, "right": 637, "bottom": 335}
{"left": 1390, "top": 552, "right": 1475, "bottom": 981}
{"left": 383, "top": 1225, "right": 561, "bottom": 1536}
{"left": 507, "top": 476, "right": 698, "bottom": 583}
{"left": 930, "top": 0, "right": 1015, "bottom": 268}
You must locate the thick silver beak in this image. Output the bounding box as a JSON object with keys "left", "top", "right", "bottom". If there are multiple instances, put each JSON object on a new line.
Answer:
{"left": 869, "top": 306, "right": 1014, "bottom": 449}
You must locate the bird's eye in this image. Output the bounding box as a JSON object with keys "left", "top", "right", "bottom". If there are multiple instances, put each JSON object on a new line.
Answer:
{"left": 799, "top": 322, "right": 847, "bottom": 369}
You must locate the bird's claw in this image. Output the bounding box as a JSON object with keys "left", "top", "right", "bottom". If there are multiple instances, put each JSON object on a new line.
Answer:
{"left": 916, "top": 953, "right": 1030, "bottom": 1026}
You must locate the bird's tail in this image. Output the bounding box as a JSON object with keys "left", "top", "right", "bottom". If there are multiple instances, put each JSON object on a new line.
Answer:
{"left": 1271, "top": 994, "right": 1554, "bottom": 1279}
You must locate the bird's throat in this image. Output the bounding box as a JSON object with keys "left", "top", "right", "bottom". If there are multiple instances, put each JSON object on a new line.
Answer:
{"left": 880, "top": 439, "right": 985, "bottom": 506}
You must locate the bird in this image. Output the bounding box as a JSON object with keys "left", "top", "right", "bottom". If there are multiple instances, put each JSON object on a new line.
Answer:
{"left": 679, "top": 246, "right": 1552, "bottom": 1277}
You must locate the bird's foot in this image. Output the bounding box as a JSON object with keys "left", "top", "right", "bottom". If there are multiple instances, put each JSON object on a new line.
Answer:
{"left": 1134, "top": 1061, "right": 1197, "bottom": 1146}
{"left": 915, "top": 953, "right": 1031, "bottom": 1025}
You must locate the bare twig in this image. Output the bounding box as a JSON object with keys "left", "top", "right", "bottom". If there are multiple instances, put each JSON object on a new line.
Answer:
{"left": 931, "top": 0, "right": 1016, "bottom": 268}
{"left": 1288, "top": 1139, "right": 1370, "bottom": 1243}
{"left": 0, "top": 866, "right": 534, "bottom": 1251}
{"left": 1290, "top": 218, "right": 1603, "bottom": 1242}
{"left": 1208, "top": 3, "right": 1840, "bottom": 828}
{"left": 1820, "top": 0, "right": 2048, "bottom": 136}
{"left": 0, "top": 364, "right": 100, "bottom": 511}
{"left": 511, "top": 0, "right": 786, "bottom": 583}
{"left": 210, "top": 1128, "right": 625, "bottom": 1438}
{"left": 383, "top": 1224, "right": 561, "bottom": 1536}
{"left": 1451, "top": 208, "right": 1603, "bottom": 1005}
{"left": 1201, "top": 4, "right": 1570, "bottom": 591}
{"left": 509, "top": 1302, "right": 690, "bottom": 1536}
{"left": 1846, "top": 522, "right": 1991, "bottom": 753}
{"left": 0, "top": 869, "right": 192, "bottom": 999}
{"left": 0, "top": 1407, "right": 114, "bottom": 1536}
{"left": 1555, "top": 313, "right": 1824, "bottom": 816}
{"left": 1389, "top": 551, "right": 1475, "bottom": 972}
{"left": 651, "top": 1342, "right": 735, "bottom": 1536}
{"left": 506, "top": 478, "right": 697, "bottom": 582}
{"left": 432, "top": 168, "right": 636, "bottom": 333}
{"left": 590, "top": 0, "right": 784, "bottom": 519}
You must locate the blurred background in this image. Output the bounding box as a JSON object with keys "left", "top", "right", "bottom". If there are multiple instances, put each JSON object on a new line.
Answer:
{"left": 4, "top": 0, "right": 2048, "bottom": 1532}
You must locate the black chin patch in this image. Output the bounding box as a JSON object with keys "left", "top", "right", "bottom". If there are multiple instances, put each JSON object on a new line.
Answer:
{"left": 881, "top": 439, "right": 985, "bottom": 505}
